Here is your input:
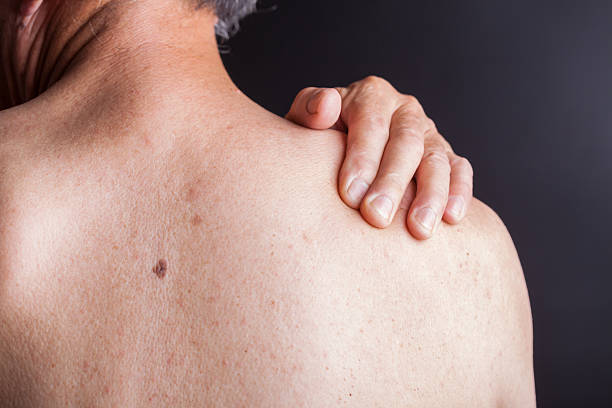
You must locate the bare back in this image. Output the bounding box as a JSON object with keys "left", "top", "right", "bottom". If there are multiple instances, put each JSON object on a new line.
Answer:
{"left": 0, "top": 93, "right": 534, "bottom": 407}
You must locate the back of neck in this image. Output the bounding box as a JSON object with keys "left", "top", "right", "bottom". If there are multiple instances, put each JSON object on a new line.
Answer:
{"left": 0, "top": 0, "right": 235, "bottom": 112}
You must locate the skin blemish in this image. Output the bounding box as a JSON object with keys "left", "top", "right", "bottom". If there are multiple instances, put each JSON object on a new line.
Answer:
{"left": 191, "top": 214, "right": 203, "bottom": 226}
{"left": 186, "top": 187, "right": 198, "bottom": 202}
{"left": 185, "top": 178, "right": 205, "bottom": 203}
{"left": 152, "top": 259, "right": 168, "bottom": 279}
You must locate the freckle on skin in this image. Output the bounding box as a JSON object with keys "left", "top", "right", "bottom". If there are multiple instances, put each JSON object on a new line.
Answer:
{"left": 186, "top": 187, "right": 198, "bottom": 202}
{"left": 186, "top": 178, "right": 207, "bottom": 203}
{"left": 191, "top": 214, "right": 203, "bottom": 226}
{"left": 152, "top": 259, "right": 168, "bottom": 279}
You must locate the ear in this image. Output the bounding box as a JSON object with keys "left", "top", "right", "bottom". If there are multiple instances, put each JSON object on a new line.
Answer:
{"left": 20, "top": 0, "right": 43, "bottom": 17}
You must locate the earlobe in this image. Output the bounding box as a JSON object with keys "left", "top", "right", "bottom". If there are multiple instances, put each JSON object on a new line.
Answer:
{"left": 19, "top": 0, "right": 43, "bottom": 17}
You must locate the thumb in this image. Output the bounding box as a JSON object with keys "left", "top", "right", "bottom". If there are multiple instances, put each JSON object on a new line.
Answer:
{"left": 285, "top": 87, "right": 342, "bottom": 130}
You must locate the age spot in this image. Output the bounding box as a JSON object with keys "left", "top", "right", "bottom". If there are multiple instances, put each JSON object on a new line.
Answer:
{"left": 191, "top": 214, "right": 203, "bottom": 226}
{"left": 152, "top": 259, "right": 168, "bottom": 279}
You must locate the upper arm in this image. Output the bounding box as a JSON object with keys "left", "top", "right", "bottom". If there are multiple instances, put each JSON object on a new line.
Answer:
{"left": 467, "top": 199, "right": 536, "bottom": 407}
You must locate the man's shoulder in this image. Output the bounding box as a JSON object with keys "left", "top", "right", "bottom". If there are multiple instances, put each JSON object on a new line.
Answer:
{"left": 434, "top": 198, "right": 531, "bottom": 336}
{"left": 447, "top": 198, "right": 535, "bottom": 406}
{"left": 290, "top": 192, "right": 536, "bottom": 405}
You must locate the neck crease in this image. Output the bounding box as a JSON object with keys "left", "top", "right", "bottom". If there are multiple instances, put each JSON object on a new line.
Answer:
{"left": 1, "top": 0, "right": 227, "bottom": 110}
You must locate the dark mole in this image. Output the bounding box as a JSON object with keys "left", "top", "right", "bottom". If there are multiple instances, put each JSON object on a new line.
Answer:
{"left": 152, "top": 259, "right": 168, "bottom": 279}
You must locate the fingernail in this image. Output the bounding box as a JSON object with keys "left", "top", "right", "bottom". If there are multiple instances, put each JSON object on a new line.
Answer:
{"left": 447, "top": 195, "right": 465, "bottom": 219}
{"left": 370, "top": 195, "right": 394, "bottom": 221}
{"left": 347, "top": 177, "right": 370, "bottom": 203}
{"left": 307, "top": 90, "right": 323, "bottom": 114}
{"left": 415, "top": 207, "right": 437, "bottom": 233}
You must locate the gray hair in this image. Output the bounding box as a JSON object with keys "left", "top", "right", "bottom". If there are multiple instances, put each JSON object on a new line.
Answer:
{"left": 198, "top": 0, "right": 258, "bottom": 39}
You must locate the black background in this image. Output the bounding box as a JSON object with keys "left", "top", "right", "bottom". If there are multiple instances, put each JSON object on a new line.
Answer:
{"left": 221, "top": 1, "right": 612, "bottom": 406}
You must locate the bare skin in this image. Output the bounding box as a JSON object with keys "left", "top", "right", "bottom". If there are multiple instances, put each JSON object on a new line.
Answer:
{"left": 2, "top": 0, "right": 476, "bottom": 241}
{"left": 0, "top": 1, "right": 535, "bottom": 406}
{"left": 286, "top": 82, "right": 474, "bottom": 237}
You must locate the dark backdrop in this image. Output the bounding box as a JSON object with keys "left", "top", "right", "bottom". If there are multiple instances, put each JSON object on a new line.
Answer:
{"left": 221, "top": 1, "right": 612, "bottom": 406}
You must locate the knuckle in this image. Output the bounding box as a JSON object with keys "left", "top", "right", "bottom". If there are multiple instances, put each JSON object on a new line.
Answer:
{"left": 355, "top": 113, "right": 387, "bottom": 132}
{"left": 363, "top": 75, "right": 388, "bottom": 87}
{"left": 451, "top": 179, "right": 473, "bottom": 193}
{"left": 422, "top": 150, "right": 451, "bottom": 169}
{"left": 402, "top": 94, "right": 420, "bottom": 106}
{"left": 346, "top": 149, "right": 380, "bottom": 177}
{"left": 396, "top": 101, "right": 422, "bottom": 117}
{"left": 419, "top": 182, "right": 450, "bottom": 205}
{"left": 353, "top": 76, "right": 393, "bottom": 96}
{"left": 379, "top": 172, "right": 407, "bottom": 194}
{"left": 393, "top": 117, "right": 425, "bottom": 143}
{"left": 395, "top": 124, "right": 424, "bottom": 146}
{"left": 394, "top": 116, "right": 422, "bottom": 135}
{"left": 404, "top": 137, "right": 426, "bottom": 158}
{"left": 453, "top": 156, "right": 474, "bottom": 176}
{"left": 437, "top": 136, "right": 453, "bottom": 153}
{"left": 394, "top": 107, "right": 424, "bottom": 128}
{"left": 426, "top": 118, "right": 437, "bottom": 131}
{"left": 424, "top": 137, "right": 447, "bottom": 152}
{"left": 399, "top": 95, "right": 424, "bottom": 114}
{"left": 431, "top": 180, "right": 451, "bottom": 196}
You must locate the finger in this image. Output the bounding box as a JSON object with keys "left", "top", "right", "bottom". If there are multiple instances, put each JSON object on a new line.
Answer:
{"left": 407, "top": 138, "right": 452, "bottom": 239}
{"left": 443, "top": 154, "right": 473, "bottom": 224}
{"left": 285, "top": 87, "right": 342, "bottom": 130}
{"left": 337, "top": 91, "right": 400, "bottom": 208}
{"left": 359, "top": 106, "right": 427, "bottom": 228}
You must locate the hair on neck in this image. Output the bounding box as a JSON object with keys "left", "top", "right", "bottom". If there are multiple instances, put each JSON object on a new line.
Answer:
{"left": 198, "top": 0, "right": 258, "bottom": 39}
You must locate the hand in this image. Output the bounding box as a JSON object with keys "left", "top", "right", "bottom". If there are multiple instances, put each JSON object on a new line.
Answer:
{"left": 285, "top": 76, "right": 473, "bottom": 239}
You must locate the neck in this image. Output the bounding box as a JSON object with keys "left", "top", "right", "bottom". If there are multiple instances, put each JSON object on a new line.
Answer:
{"left": 0, "top": 0, "right": 236, "bottom": 111}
